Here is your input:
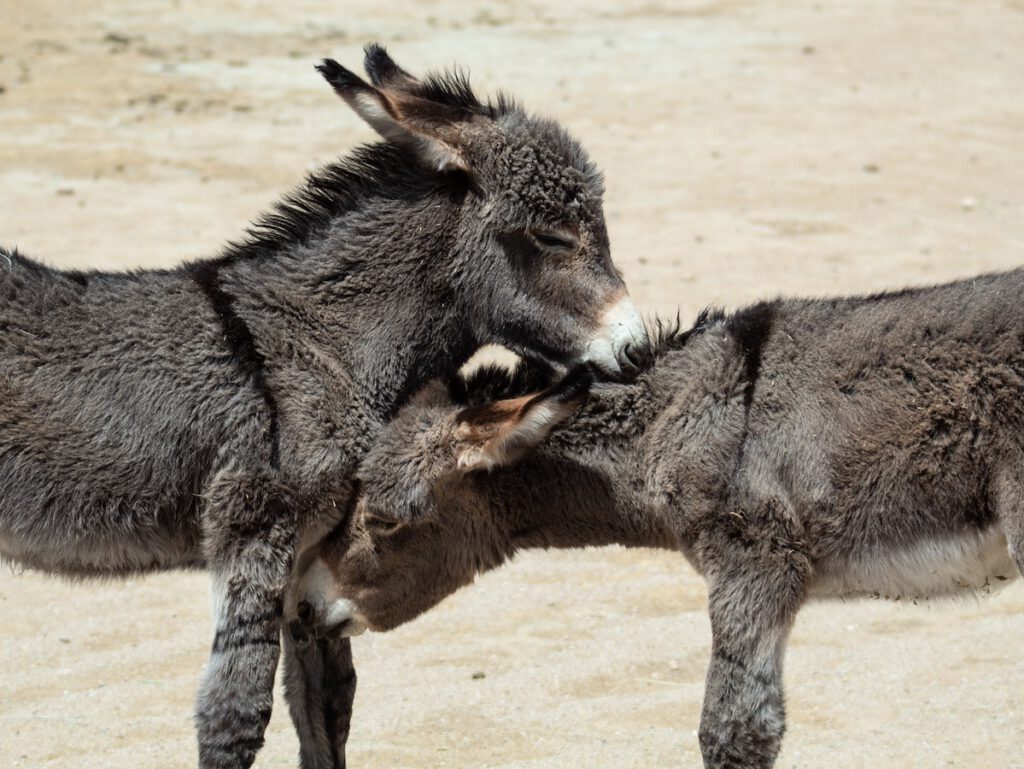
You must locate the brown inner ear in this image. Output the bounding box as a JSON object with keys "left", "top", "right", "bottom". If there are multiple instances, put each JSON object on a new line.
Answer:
{"left": 385, "top": 92, "right": 473, "bottom": 172}
{"left": 453, "top": 396, "right": 533, "bottom": 471}
{"left": 388, "top": 90, "right": 472, "bottom": 131}
{"left": 455, "top": 395, "right": 531, "bottom": 442}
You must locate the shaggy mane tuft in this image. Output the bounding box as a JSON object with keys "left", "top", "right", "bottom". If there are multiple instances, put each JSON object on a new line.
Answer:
{"left": 634, "top": 308, "right": 724, "bottom": 364}
{"left": 215, "top": 143, "right": 431, "bottom": 266}
{"left": 406, "top": 68, "right": 519, "bottom": 120}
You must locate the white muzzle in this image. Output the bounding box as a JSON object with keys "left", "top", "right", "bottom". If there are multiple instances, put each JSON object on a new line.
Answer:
{"left": 581, "top": 294, "right": 647, "bottom": 377}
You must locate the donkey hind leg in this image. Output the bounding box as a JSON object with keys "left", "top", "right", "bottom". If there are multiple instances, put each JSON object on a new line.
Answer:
{"left": 195, "top": 470, "right": 297, "bottom": 769}
{"left": 283, "top": 633, "right": 357, "bottom": 769}
{"left": 698, "top": 527, "right": 810, "bottom": 769}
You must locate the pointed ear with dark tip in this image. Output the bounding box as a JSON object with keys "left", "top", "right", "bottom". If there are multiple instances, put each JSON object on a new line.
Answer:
{"left": 316, "top": 58, "right": 409, "bottom": 142}
{"left": 363, "top": 42, "right": 419, "bottom": 90}
{"left": 453, "top": 364, "right": 593, "bottom": 473}
{"left": 316, "top": 48, "right": 473, "bottom": 172}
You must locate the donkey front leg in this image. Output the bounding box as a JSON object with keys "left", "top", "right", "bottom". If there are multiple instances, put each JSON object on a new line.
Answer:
{"left": 697, "top": 530, "right": 809, "bottom": 769}
{"left": 196, "top": 470, "right": 297, "bottom": 769}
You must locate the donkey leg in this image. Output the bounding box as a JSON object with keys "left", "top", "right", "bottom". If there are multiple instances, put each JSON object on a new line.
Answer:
{"left": 995, "top": 464, "right": 1024, "bottom": 577}
{"left": 282, "top": 633, "right": 333, "bottom": 769}
{"left": 283, "top": 633, "right": 357, "bottom": 769}
{"left": 195, "top": 470, "right": 296, "bottom": 769}
{"left": 697, "top": 528, "right": 810, "bottom": 769}
{"left": 321, "top": 637, "right": 357, "bottom": 763}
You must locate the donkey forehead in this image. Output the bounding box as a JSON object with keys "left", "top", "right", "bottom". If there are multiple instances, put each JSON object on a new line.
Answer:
{"left": 358, "top": 404, "right": 453, "bottom": 475}
{"left": 491, "top": 115, "right": 603, "bottom": 208}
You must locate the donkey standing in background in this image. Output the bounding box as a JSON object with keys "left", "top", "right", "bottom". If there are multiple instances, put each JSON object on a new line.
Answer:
{"left": 0, "top": 46, "right": 645, "bottom": 769}
{"left": 298, "top": 269, "right": 1024, "bottom": 768}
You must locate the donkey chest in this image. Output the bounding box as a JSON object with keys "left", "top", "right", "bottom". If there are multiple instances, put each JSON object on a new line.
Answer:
{"left": 809, "top": 525, "right": 1018, "bottom": 601}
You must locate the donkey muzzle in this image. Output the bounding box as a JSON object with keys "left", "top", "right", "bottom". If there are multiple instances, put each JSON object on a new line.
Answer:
{"left": 581, "top": 294, "right": 648, "bottom": 381}
{"left": 292, "top": 558, "right": 368, "bottom": 639}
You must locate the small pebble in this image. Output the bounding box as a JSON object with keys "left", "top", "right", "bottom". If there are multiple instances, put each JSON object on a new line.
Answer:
{"left": 960, "top": 197, "right": 978, "bottom": 210}
{"left": 471, "top": 671, "right": 486, "bottom": 680}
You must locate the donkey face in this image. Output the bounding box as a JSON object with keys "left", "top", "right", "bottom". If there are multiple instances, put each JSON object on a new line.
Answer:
{"left": 292, "top": 366, "right": 591, "bottom": 637}
{"left": 320, "top": 46, "right": 646, "bottom": 378}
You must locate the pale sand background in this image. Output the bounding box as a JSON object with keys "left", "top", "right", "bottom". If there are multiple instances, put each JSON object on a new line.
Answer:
{"left": 2, "top": 1, "right": 1023, "bottom": 767}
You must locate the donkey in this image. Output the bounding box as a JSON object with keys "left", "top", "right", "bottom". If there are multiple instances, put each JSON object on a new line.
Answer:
{"left": 295, "top": 269, "right": 1024, "bottom": 768}
{"left": 0, "top": 45, "right": 645, "bottom": 769}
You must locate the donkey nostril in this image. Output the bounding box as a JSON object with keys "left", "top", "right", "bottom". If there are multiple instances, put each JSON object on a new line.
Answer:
{"left": 620, "top": 343, "right": 639, "bottom": 369}
{"left": 297, "top": 601, "right": 314, "bottom": 623}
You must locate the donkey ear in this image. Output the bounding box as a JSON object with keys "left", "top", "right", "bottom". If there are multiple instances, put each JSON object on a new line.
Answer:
{"left": 363, "top": 42, "right": 419, "bottom": 90}
{"left": 316, "top": 49, "right": 472, "bottom": 173}
{"left": 453, "top": 365, "right": 593, "bottom": 473}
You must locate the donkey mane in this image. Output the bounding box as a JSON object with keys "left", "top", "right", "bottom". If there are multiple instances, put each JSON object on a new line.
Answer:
{"left": 642, "top": 308, "right": 725, "bottom": 358}
{"left": 218, "top": 143, "right": 431, "bottom": 266}
{"left": 1, "top": 144, "right": 436, "bottom": 281}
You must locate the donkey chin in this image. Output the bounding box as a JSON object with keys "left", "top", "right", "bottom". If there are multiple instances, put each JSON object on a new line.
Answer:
{"left": 580, "top": 294, "right": 648, "bottom": 381}
{"left": 289, "top": 559, "right": 368, "bottom": 643}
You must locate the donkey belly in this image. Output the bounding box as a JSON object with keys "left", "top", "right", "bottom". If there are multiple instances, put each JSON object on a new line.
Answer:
{"left": 0, "top": 394, "right": 211, "bottom": 577}
{"left": 0, "top": 512, "right": 204, "bottom": 577}
{"left": 810, "top": 525, "right": 1018, "bottom": 601}
{"left": 0, "top": 457, "right": 206, "bottom": 577}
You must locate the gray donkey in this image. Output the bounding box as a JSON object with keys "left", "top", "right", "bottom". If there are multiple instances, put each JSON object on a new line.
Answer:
{"left": 296, "top": 269, "right": 1024, "bottom": 768}
{"left": 0, "top": 46, "right": 645, "bottom": 769}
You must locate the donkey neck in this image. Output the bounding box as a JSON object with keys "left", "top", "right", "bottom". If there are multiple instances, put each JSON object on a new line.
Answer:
{"left": 484, "top": 377, "right": 679, "bottom": 553}
{"left": 482, "top": 323, "right": 746, "bottom": 556}
{"left": 218, "top": 157, "right": 478, "bottom": 424}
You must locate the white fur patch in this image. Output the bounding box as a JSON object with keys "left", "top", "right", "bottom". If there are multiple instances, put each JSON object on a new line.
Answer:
{"left": 458, "top": 345, "right": 520, "bottom": 379}
{"left": 582, "top": 294, "right": 647, "bottom": 376}
{"left": 209, "top": 569, "right": 229, "bottom": 625}
{"left": 811, "top": 526, "right": 1018, "bottom": 601}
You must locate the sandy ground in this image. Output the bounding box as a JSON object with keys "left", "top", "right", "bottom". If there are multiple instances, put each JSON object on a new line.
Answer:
{"left": 2, "top": 1, "right": 1024, "bottom": 767}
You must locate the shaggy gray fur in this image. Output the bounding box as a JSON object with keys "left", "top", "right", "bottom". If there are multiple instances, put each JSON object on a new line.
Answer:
{"left": 305, "top": 268, "right": 1024, "bottom": 768}
{"left": 0, "top": 45, "right": 632, "bottom": 769}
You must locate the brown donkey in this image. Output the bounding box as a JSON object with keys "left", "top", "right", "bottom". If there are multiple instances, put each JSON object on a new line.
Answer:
{"left": 295, "top": 269, "right": 1024, "bottom": 768}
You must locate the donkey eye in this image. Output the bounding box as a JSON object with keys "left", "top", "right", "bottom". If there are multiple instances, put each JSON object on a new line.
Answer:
{"left": 528, "top": 228, "right": 579, "bottom": 253}
{"left": 364, "top": 514, "right": 402, "bottom": 534}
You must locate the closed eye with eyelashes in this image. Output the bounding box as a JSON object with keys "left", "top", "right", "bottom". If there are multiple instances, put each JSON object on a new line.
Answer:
{"left": 527, "top": 228, "right": 580, "bottom": 253}
{"left": 363, "top": 513, "right": 403, "bottom": 533}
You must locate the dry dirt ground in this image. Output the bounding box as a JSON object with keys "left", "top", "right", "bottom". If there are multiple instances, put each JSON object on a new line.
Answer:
{"left": 2, "top": 1, "right": 1024, "bottom": 767}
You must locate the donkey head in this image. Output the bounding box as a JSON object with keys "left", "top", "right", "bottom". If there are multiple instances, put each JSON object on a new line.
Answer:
{"left": 291, "top": 362, "right": 592, "bottom": 638}
{"left": 319, "top": 45, "right": 646, "bottom": 379}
